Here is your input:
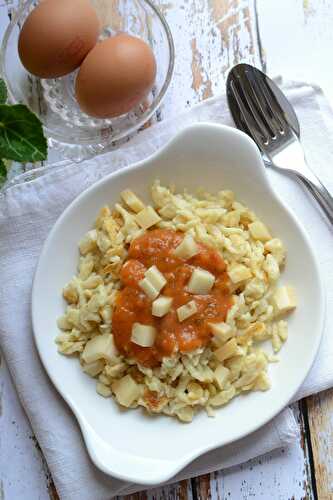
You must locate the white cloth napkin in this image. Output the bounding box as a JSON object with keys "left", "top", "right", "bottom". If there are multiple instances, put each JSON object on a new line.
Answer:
{"left": 1, "top": 81, "right": 333, "bottom": 500}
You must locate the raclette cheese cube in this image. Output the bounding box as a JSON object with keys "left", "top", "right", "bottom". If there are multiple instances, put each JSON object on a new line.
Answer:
{"left": 145, "top": 265, "right": 166, "bottom": 292}
{"left": 177, "top": 300, "right": 198, "bottom": 322}
{"left": 214, "top": 365, "right": 230, "bottom": 390}
{"left": 135, "top": 206, "right": 161, "bottom": 230}
{"left": 209, "top": 322, "right": 234, "bottom": 344}
{"left": 228, "top": 264, "right": 252, "bottom": 284}
{"left": 152, "top": 296, "right": 173, "bottom": 317}
{"left": 138, "top": 277, "right": 159, "bottom": 300}
{"left": 131, "top": 323, "right": 157, "bottom": 347}
{"left": 96, "top": 382, "right": 112, "bottom": 397}
{"left": 120, "top": 189, "right": 145, "bottom": 213}
{"left": 82, "top": 360, "right": 105, "bottom": 377}
{"left": 249, "top": 221, "right": 271, "bottom": 241}
{"left": 214, "top": 338, "right": 239, "bottom": 362}
{"left": 112, "top": 375, "right": 141, "bottom": 407}
{"left": 188, "top": 268, "right": 215, "bottom": 294}
{"left": 79, "top": 229, "right": 97, "bottom": 255}
{"left": 173, "top": 234, "right": 199, "bottom": 260}
{"left": 264, "top": 238, "right": 285, "bottom": 264}
{"left": 159, "top": 203, "right": 177, "bottom": 219}
{"left": 82, "top": 334, "right": 118, "bottom": 364}
{"left": 272, "top": 286, "right": 297, "bottom": 314}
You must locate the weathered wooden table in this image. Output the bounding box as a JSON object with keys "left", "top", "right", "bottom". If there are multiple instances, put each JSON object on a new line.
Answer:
{"left": 1, "top": 1, "right": 333, "bottom": 498}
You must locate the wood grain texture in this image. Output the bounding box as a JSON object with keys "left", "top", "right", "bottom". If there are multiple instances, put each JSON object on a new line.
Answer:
{"left": 191, "top": 404, "right": 314, "bottom": 500}
{"left": 153, "top": 0, "right": 263, "bottom": 118}
{"left": 1, "top": 0, "right": 331, "bottom": 499}
{"left": 118, "top": 480, "right": 193, "bottom": 500}
{"left": 0, "top": 353, "right": 51, "bottom": 500}
{"left": 307, "top": 391, "right": 333, "bottom": 499}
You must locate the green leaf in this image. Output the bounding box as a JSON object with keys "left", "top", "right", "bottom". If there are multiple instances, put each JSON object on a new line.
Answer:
{"left": 0, "top": 79, "right": 7, "bottom": 104}
{"left": 0, "top": 158, "right": 7, "bottom": 185}
{"left": 0, "top": 104, "right": 47, "bottom": 163}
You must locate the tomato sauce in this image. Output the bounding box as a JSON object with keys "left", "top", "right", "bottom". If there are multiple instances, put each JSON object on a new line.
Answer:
{"left": 112, "top": 229, "right": 232, "bottom": 367}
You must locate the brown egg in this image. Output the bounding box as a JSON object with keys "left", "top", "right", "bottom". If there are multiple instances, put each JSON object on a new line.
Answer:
{"left": 18, "top": 0, "right": 100, "bottom": 78}
{"left": 75, "top": 34, "right": 157, "bottom": 118}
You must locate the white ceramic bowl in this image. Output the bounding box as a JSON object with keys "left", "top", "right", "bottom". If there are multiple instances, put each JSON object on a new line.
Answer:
{"left": 32, "top": 123, "right": 324, "bottom": 484}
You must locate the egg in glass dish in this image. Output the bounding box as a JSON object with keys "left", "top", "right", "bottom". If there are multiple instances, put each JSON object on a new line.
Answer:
{"left": 2, "top": 0, "right": 174, "bottom": 158}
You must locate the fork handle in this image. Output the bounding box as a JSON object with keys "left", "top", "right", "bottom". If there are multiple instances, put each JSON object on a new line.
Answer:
{"left": 296, "top": 169, "right": 333, "bottom": 225}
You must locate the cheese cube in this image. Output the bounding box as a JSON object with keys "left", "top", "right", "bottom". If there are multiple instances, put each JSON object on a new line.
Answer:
{"left": 264, "top": 238, "right": 286, "bottom": 264}
{"left": 173, "top": 234, "right": 199, "bottom": 260}
{"left": 57, "top": 315, "right": 71, "bottom": 331}
{"left": 228, "top": 264, "right": 252, "bottom": 284}
{"left": 249, "top": 221, "right": 271, "bottom": 241}
{"left": 96, "top": 382, "right": 112, "bottom": 397}
{"left": 159, "top": 203, "right": 177, "bottom": 219}
{"left": 112, "top": 375, "right": 141, "bottom": 407}
{"left": 131, "top": 323, "right": 157, "bottom": 347}
{"left": 82, "top": 360, "right": 105, "bottom": 377}
{"left": 120, "top": 189, "right": 145, "bottom": 213}
{"left": 145, "top": 265, "right": 166, "bottom": 292}
{"left": 254, "top": 372, "right": 271, "bottom": 391}
{"left": 209, "top": 322, "right": 234, "bottom": 344}
{"left": 272, "top": 286, "right": 297, "bottom": 314}
{"left": 177, "top": 300, "right": 198, "bottom": 322}
{"left": 82, "top": 334, "right": 118, "bottom": 364}
{"left": 135, "top": 206, "right": 161, "bottom": 230}
{"left": 79, "top": 229, "right": 97, "bottom": 255}
{"left": 263, "top": 254, "right": 280, "bottom": 281}
{"left": 214, "top": 338, "right": 239, "bottom": 362}
{"left": 214, "top": 365, "right": 230, "bottom": 390}
{"left": 188, "top": 268, "right": 215, "bottom": 295}
{"left": 138, "top": 277, "right": 159, "bottom": 300}
{"left": 152, "top": 296, "right": 173, "bottom": 317}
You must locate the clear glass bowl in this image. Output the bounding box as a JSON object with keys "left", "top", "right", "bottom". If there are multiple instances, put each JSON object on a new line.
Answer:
{"left": 0, "top": 0, "right": 174, "bottom": 161}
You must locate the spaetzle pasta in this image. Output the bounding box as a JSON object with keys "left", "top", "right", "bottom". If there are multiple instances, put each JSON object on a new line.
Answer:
{"left": 56, "top": 181, "right": 296, "bottom": 422}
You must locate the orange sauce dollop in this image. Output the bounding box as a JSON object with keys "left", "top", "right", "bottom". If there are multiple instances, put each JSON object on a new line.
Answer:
{"left": 112, "top": 229, "right": 233, "bottom": 367}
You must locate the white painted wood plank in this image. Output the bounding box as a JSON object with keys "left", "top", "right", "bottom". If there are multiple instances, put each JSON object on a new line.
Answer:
{"left": 157, "top": 0, "right": 264, "bottom": 119}
{"left": 0, "top": 353, "right": 50, "bottom": 500}
{"left": 256, "top": 0, "right": 333, "bottom": 103}
{"left": 191, "top": 405, "right": 314, "bottom": 500}
{"left": 307, "top": 391, "right": 333, "bottom": 499}
{"left": 120, "top": 480, "right": 194, "bottom": 500}
{"left": 215, "top": 404, "right": 314, "bottom": 499}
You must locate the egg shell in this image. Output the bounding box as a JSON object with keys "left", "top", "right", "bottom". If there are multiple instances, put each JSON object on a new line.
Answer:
{"left": 75, "top": 34, "right": 157, "bottom": 118}
{"left": 18, "top": 0, "right": 100, "bottom": 78}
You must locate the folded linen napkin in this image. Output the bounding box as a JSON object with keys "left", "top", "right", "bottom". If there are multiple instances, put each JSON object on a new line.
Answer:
{"left": 1, "top": 81, "right": 332, "bottom": 499}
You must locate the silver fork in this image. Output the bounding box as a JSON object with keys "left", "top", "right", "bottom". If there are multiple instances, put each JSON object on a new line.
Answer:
{"left": 227, "top": 63, "right": 333, "bottom": 224}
